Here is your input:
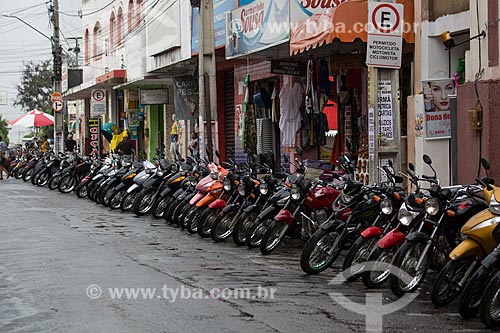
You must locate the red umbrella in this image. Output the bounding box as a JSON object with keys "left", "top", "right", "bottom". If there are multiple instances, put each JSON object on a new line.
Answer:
{"left": 8, "top": 109, "right": 54, "bottom": 127}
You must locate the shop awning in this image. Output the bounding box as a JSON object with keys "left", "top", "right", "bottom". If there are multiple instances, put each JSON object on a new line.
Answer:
{"left": 290, "top": 0, "right": 415, "bottom": 56}
{"left": 64, "top": 70, "right": 128, "bottom": 100}
{"left": 113, "top": 76, "right": 171, "bottom": 90}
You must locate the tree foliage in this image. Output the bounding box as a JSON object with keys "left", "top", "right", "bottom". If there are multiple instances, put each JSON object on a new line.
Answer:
{"left": 14, "top": 60, "right": 54, "bottom": 138}
{"left": 14, "top": 60, "right": 53, "bottom": 114}
{"left": 0, "top": 114, "right": 9, "bottom": 144}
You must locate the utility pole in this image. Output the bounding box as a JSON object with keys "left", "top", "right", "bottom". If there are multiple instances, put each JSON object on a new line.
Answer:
{"left": 51, "top": 0, "right": 63, "bottom": 153}
{"left": 198, "top": 0, "right": 215, "bottom": 161}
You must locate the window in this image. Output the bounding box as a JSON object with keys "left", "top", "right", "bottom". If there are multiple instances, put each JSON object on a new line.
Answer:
{"left": 117, "top": 7, "right": 124, "bottom": 45}
{"left": 109, "top": 12, "right": 115, "bottom": 49}
{"left": 128, "top": 0, "right": 134, "bottom": 32}
{"left": 135, "top": 0, "right": 141, "bottom": 27}
{"left": 93, "top": 22, "right": 102, "bottom": 58}
{"left": 84, "top": 29, "right": 89, "bottom": 63}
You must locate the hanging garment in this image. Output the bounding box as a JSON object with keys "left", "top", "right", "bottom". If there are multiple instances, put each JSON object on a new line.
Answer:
{"left": 279, "top": 82, "right": 304, "bottom": 147}
{"left": 243, "top": 104, "right": 257, "bottom": 153}
{"left": 271, "top": 86, "right": 278, "bottom": 123}
{"left": 323, "top": 101, "right": 338, "bottom": 130}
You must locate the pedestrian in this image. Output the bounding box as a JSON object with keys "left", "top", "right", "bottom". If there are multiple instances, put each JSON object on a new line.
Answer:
{"left": 115, "top": 132, "right": 133, "bottom": 157}
{"left": 41, "top": 135, "right": 50, "bottom": 153}
{"left": 0, "top": 136, "right": 10, "bottom": 180}
{"left": 65, "top": 134, "right": 77, "bottom": 152}
{"left": 189, "top": 131, "right": 198, "bottom": 151}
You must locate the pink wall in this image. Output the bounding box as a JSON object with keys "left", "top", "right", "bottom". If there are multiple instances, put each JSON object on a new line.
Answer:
{"left": 457, "top": 80, "right": 500, "bottom": 183}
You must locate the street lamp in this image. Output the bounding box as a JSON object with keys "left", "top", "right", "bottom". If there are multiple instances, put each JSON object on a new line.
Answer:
{"left": 2, "top": 13, "right": 53, "bottom": 43}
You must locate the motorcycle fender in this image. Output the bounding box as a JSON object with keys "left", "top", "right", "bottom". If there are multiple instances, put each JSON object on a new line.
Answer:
{"left": 275, "top": 209, "right": 295, "bottom": 224}
{"left": 244, "top": 205, "right": 257, "bottom": 214}
{"left": 221, "top": 203, "right": 238, "bottom": 214}
{"left": 160, "top": 187, "right": 172, "bottom": 198}
{"left": 114, "top": 183, "right": 126, "bottom": 191}
{"left": 189, "top": 192, "right": 205, "bottom": 205}
{"left": 449, "top": 239, "right": 486, "bottom": 260}
{"left": 406, "top": 231, "right": 429, "bottom": 243}
{"left": 196, "top": 193, "right": 216, "bottom": 208}
{"left": 378, "top": 229, "right": 407, "bottom": 249}
{"left": 257, "top": 205, "right": 278, "bottom": 221}
{"left": 482, "top": 250, "right": 500, "bottom": 269}
{"left": 209, "top": 199, "right": 227, "bottom": 210}
{"left": 127, "top": 184, "right": 141, "bottom": 194}
{"left": 361, "top": 226, "right": 383, "bottom": 239}
{"left": 142, "top": 176, "right": 161, "bottom": 188}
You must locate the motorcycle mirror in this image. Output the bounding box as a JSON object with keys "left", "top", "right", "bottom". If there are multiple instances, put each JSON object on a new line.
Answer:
{"left": 409, "top": 162, "right": 415, "bottom": 171}
{"left": 481, "top": 158, "right": 490, "bottom": 171}
{"left": 423, "top": 154, "right": 432, "bottom": 165}
{"left": 295, "top": 145, "right": 303, "bottom": 156}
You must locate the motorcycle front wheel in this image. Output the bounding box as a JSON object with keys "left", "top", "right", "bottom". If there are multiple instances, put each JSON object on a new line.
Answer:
{"left": 232, "top": 210, "right": 257, "bottom": 246}
{"left": 121, "top": 191, "right": 139, "bottom": 211}
{"left": 260, "top": 221, "right": 289, "bottom": 255}
{"left": 152, "top": 196, "right": 172, "bottom": 219}
{"left": 58, "top": 175, "right": 77, "bottom": 193}
{"left": 133, "top": 187, "right": 157, "bottom": 216}
{"left": 300, "top": 226, "right": 344, "bottom": 275}
{"left": 479, "top": 271, "right": 500, "bottom": 328}
{"left": 459, "top": 266, "right": 495, "bottom": 319}
{"left": 211, "top": 210, "right": 239, "bottom": 242}
{"left": 342, "top": 236, "right": 378, "bottom": 282}
{"left": 389, "top": 240, "right": 432, "bottom": 298}
{"left": 431, "top": 257, "right": 477, "bottom": 307}
{"left": 76, "top": 183, "right": 88, "bottom": 198}
{"left": 48, "top": 175, "right": 61, "bottom": 190}
{"left": 37, "top": 170, "right": 50, "bottom": 187}
{"left": 362, "top": 246, "right": 398, "bottom": 288}
{"left": 246, "top": 216, "right": 274, "bottom": 249}
{"left": 198, "top": 208, "right": 221, "bottom": 238}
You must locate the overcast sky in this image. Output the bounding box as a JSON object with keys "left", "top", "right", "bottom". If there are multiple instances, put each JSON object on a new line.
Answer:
{"left": 0, "top": 0, "right": 82, "bottom": 142}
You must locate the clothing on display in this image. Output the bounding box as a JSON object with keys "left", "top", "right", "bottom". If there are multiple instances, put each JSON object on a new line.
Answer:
{"left": 279, "top": 82, "right": 304, "bottom": 147}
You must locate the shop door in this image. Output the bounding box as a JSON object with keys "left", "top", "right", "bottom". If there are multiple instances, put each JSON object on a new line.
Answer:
{"left": 224, "top": 71, "right": 235, "bottom": 161}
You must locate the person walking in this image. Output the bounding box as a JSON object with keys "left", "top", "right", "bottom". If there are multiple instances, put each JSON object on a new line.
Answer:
{"left": 65, "top": 134, "right": 77, "bottom": 152}
{"left": 41, "top": 135, "right": 50, "bottom": 153}
{"left": 0, "top": 136, "right": 10, "bottom": 180}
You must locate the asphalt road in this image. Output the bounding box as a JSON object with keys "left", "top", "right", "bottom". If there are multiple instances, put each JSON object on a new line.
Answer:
{"left": 0, "top": 179, "right": 486, "bottom": 332}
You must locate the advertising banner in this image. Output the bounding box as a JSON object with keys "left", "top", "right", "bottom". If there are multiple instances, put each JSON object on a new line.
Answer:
{"left": 290, "top": 0, "right": 351, "bottom": 24}
{"left": 422, "top": 78, "right": 455, "bottom": 139}
{"left": 192, "top": 0, "right": 238, "bottom": 54}
{"left": 225, "top": 0, "right": 289, "bottom": 59}
{"left": 377, "top": 80, "right": 394, "bottom": 141}
{"left": 88, "top": 117, "right": 101, "bottom": 158}
{"left": 173, "top": 76, "right": 199, "bottom": 120}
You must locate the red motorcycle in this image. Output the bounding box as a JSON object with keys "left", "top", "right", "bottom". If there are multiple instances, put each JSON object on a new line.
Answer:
{"left": 259, "top": 172, "right": 340, "bottom": 255}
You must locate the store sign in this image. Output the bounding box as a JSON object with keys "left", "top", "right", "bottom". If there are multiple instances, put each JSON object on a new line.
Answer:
{"left": 271, "top": 60, "right": 306, "bottom": 76}
{"left": 368, "top": 107, "right": 375, "bottom": 160}
{"left": 91, "top": 89, "right": 106, "bottom": 116}
{"left": 139, "top": 89, "right": 169, "bottom": 105}
{"left": 366, "top": 2, "right": 404, "bottom": 69}
{"left": 290, "top": 0, "right": 351, "bottom": 23}
{"left": 173, "top": 76, "right": 199, "bottom": 120}
{"left": 330, "top": 54, "right": 364, "bottom": 70}
{"left": 225, "top": 0, "right": 289, "bottom": 59}
{"left": 88, "top": 117, "right": 101, "bottom": 158}
{"left": 377, "top": 80, "right": 394, "bottom": 141}
{"left": 422, "top": 78, "right": 455, "bottom": 139}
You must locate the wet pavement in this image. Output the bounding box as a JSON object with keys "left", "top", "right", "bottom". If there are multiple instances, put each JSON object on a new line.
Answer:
{"left": 0, "top": 179, "right": 486, "bottom": 332}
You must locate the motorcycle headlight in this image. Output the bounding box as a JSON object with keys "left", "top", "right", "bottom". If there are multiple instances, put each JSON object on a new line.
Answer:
{"left": 380, "top": 199, "right": 393, "bottom": 215}
{"left": 238, "top": 184, "right": 246, "bottom": 196}
{"left": 260, "top": 182, "right": 269, "bottom": 195}
{"left": 291, "top": 188, "right": 301, "bottom": 200}
{"left": 190, "top": 178, "right": 198, "bottom": 187}
{"left": 223, "top": 179, "right": 231, "bottom": 191}
{"left": 425, "top": 198, "right": 440, "bottom": 216}
{"left": 157, "top": 170, "right": 164, "bottom": 177}
{"left": 210, "top": 171, "right": 217, "bottom": 179}
{"left": 398, "top": 203, "right": 418, "bottom": 226}
{"left": 340, "top": 194, "right": 353, "bottom": 205}
{"left": 490, "top": 194, "right": 500, "bottom": 215}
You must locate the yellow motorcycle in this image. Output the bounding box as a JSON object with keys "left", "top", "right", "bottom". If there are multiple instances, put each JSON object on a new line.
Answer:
{"left": 431, "top": 158, "right": 495, "bottom": 309}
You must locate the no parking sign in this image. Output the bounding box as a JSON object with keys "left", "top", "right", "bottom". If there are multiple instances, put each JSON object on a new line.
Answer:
{"left": 91, "top": 89, "right": 106, "bottom": 116}
{"left": 366, "top": 2, "right": 404, "bottom": 69}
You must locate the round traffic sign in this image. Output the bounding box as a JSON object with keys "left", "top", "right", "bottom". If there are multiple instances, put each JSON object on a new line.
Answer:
{"left": 92, "top": 89, "right": 105, "bottom": 102}
{"left": 52, "top": 100, "right": 64, "bottom": 112}
{"left": 51, "top": 92, "right": 63, "bottom": 103}
{"left": 371, "top": 3, "right": 401, "bottom": 34}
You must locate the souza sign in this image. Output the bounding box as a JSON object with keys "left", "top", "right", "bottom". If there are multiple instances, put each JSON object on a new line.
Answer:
{"left": 290, "top": 0, "right": 350, "bottom": 24}
{"left": 226, "top": 0, "right": 289, "bottom": 58}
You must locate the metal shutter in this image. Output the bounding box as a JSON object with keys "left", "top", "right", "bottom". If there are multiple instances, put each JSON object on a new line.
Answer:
{"left": 224, "top": 71, "right": 235, "bottom": 161}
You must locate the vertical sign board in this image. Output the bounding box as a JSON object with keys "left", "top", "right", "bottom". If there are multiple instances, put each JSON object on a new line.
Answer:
{"left": 422, "top": 78, "right": 455, "bottom": 139}
{"left": 377, "top": 80, "right": 394, "bottom": 140}
{"left": 366, "top": 2, "right": 404, "bottom": 69}
{"left": 91, "top": 89, "right": 106, "bottom": 116}
{"left": 88, "top": 117, "right": 101, "bottom": 158}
